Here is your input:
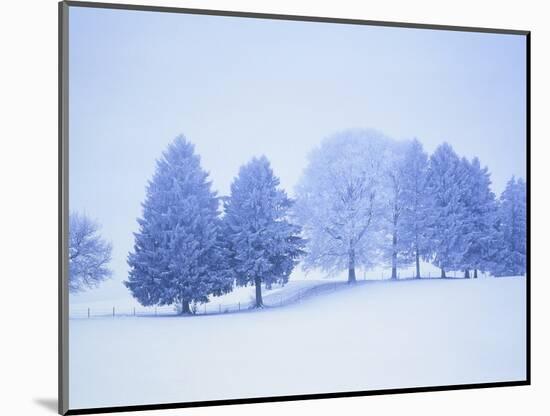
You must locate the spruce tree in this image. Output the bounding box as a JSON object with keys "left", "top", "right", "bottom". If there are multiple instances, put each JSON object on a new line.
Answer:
{"left": 457, "top": 157, "right": 497, "bottom": 278}
{"left": 424, "top": 143, "right": 468, "bottom": 277}
{"left": 223, "top": 156, "right": 304, "bottom": 307}
{"left": 490, "top": 177, "right": 527, "bottom": 276}
{"left": 125, "top": 136, "right": 232, "bottom": 314}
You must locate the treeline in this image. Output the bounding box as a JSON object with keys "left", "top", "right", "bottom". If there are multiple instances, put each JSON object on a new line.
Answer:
{"left": 294, "top": 130, "right": 527, "bottom": 283}
{"left": 124, "top": 131, "right": 527, "bottom": 314}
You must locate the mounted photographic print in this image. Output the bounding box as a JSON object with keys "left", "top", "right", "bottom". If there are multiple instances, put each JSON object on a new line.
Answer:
{"left": 59, "top": 1, "right": 530, "bottom": 414}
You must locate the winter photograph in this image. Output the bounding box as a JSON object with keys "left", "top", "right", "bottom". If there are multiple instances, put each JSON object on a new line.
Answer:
{"left": 65, "top": 4, "right": 528, "bottom": 412}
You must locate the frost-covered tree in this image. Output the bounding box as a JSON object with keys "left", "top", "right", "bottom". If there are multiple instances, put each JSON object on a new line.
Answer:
{"left": 223, "top": 156, "right": 304, "bottom": 308}
{"left": 424, "top": 143, "right": 469, "bottom": 277}
{"left": 457, "top": 157, "right": 497, "bottom": 278}
{"left": 397, "top": 139, "right": 430, "bottom": 279}
{"left": 294, "top": 129, "right": 390, "bottom": 283}
{"left": 489, "top": 177, "right": 527, "bottom": 277}
{"left": 69, "top": 212, "right": 112, "bottom": 293}
{"left": 381, "top": 140, "right": 411, "bottom": 279}
{"left": 125, "top": 136, "right": 232, "bottom": 314}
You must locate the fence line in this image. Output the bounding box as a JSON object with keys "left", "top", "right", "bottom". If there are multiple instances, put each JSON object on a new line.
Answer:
{"left": 69, "top": 281, "right": 351, "bottom": 319}
{"left": 69, "top": 274, "right": 489, "bottom": 319}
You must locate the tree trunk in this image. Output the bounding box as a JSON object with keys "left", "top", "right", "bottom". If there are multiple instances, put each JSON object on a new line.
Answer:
{"left": 254, "top": 276, "right": 263, "bottom": 307}
{"left": 415, "top": 251, "right": 421, "bottom": 279}
{"left": 391, "top": 232, "right": 398, "bottom": 279}
{"left": 474, "top": 269, "right": 478, "bottom": 279}
{"left": 348, "top": 248, "right": 356, "bottom": 284}
{"left": 180, "top": 299, "right": 190, "bottom": 315}
{"left": 348, "top": 265, "right": 356, "bottom": 283}
{"left": 464, "top": 269, "right": 470, "bottom": 279}
{"left": 441, "top": 268, "right": 446, "bottom": 278}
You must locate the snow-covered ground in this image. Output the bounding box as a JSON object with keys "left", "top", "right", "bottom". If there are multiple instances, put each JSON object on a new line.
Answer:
{"left": 69, "top": 279, "right": 346, "bottom": 316}
{"left": 69, "top": 263, "right": 486, "bottom": 317}
{"left": 69, "top": 276, "right": 526, "bottom": 410}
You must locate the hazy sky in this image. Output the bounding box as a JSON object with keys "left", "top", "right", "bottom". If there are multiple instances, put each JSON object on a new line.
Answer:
{"left": 68, "top": 6, "right": 526, "bottom": 303}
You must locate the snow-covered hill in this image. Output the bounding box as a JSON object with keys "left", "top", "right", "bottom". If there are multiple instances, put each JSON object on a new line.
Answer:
{"left": 69, "top": 276, "right": 526, "bottom": 410}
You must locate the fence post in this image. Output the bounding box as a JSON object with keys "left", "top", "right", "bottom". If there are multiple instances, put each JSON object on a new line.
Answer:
{"left": 112, "top": 306, "right": 115, "bottom": 317}
{"left": 280, "top": 295, "right": 282, "bottom": 307}
{"left": 238, "top": 302, "right": 240, "bottom": 311}
{"left": 155, "top": 307, "right": 157, "bottom": 316}
{"left": 87, "top": 307, "right": 90, "bottom": 319}
{"left": 219, "top": 304, "right": 221, "bottom": 313}
{"left": 133, "top": 307, "right": 135, "bottom": 317}
{"left": 204, "top": 304, "right": 206, "bottom": 315}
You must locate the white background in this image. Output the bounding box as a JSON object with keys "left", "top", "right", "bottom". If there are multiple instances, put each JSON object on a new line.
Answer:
{"left": 0, "top": 0, "right": 547, "bottom": 415}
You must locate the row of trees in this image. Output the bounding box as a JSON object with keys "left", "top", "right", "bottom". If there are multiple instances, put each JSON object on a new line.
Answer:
{"left": 294, "top": 130, "right": 527, "bottom": 283}
{"left": 122, "top": 132, "right": 526, "bottom": 312}
{"left": 69, "top": 131, "right": 527, "bottom": 313}
{"left": 124, "top": 137, "right": 304, "bottom": 312}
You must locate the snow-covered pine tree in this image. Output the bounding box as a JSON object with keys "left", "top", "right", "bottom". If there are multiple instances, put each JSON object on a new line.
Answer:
{"left": 489, "top": 176, "right": 527, "bottom": 277}
{"left": 124, "top": 136, "right": 232, "bottom": 314}
{"left": 457, "top": 157, "right": 497, "bottom": 278}
{"left": 223, "top": 156, "right": 304, "bottom": 308}
{"left": 294, "top": 130, "right": 390, "bottom": 283}
{"left": 424, "top": 143, "right": 469, "bottom": 278}
{"left": 397, "top": 139, "right": 430, "bottom": 279}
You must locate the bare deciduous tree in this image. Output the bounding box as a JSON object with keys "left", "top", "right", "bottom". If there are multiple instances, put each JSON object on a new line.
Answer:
{"left": 294, "top": 129, "right": 391, "bottom": 283}
{"left": 69, "top": 212, "right": 112, "bottom": 293}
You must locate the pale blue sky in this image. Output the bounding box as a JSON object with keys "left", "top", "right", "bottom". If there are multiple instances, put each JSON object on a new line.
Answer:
{"left": 68, "top": 6, "right": 526, "bottom": 302}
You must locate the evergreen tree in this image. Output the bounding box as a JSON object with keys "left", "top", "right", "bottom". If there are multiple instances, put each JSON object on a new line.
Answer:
{"left": 457, "top": 157, "right": 497, "bottom": 278}
{"left": 125, "top": 136, "right": 232, "bottom": 314}
{"left": 223, "top": 156, "right": 304, "bottom": 308}
{"left": 397, "top": 139, "right": 430, "bottom": 279}
{"left": 424, "top": 143, "right": 468, "bottom": 277}
{"left": 490, "top": 177, "right": 527, "bottom": 276}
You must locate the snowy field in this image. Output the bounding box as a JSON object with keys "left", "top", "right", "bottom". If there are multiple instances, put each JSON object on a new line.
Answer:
{"left": 69, "top": 276, "right": 526, "bottom": 410}
{"left": 69, "top": 265, "right": 474, "bottom": 317}
{"left": 69, "top": 279, "right": 355, "bottom": 317}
